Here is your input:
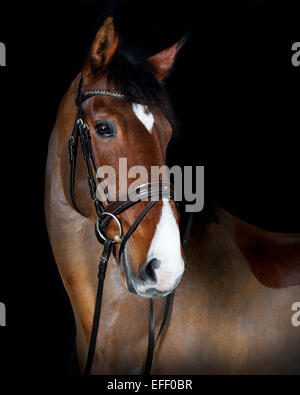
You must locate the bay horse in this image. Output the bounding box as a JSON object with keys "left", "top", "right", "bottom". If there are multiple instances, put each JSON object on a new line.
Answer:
{"left": 45, "top": 17, "right": 300, "bottom": 374}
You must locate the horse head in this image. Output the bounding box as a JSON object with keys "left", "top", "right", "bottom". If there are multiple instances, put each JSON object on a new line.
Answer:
{"left": 64, "top": 17, "right": 185, "bottom": 298}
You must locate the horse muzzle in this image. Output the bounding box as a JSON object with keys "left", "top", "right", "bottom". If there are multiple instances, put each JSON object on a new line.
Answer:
{"left": 121, "top": 249, "right": 185, "bottom": 298}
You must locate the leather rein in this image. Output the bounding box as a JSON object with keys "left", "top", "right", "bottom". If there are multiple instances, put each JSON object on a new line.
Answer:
{"left": 68, "top": 77, "right": 192, "bottom": 375}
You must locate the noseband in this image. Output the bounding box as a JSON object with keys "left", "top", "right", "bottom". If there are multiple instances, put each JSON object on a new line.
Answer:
{"left": 68, "top": 77, "right": 191, "bottom": 375}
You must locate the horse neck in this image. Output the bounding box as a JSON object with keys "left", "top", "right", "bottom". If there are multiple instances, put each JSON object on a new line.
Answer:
{"left": 45, "top": 75, "right": 100, "bottom": 318}
{"left": 183, "top": 210, "right": 253, "bottom": 301}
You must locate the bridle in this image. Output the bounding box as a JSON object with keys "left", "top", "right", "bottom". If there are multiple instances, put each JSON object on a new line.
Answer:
{"left": 68, "top": 76, "right": 192, "bottom": 375}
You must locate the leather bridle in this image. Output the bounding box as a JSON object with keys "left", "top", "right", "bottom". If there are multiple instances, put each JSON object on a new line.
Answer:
{"left": 68, "top": 76, "right": 192, "bottom": 375}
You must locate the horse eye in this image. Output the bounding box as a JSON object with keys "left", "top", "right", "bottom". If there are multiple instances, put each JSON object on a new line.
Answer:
{"left": 94, "top": 121, "right": 116, "bottom": 138}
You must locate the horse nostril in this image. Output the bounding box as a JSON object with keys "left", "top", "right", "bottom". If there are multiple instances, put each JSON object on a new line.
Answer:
{"left": 139, "top": 258, "right": 160, "bottom": 283}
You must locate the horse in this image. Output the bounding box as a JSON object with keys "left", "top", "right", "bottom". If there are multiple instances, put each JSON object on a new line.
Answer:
{"left": 45, "top": 16, "right": 300, "bottom": 374}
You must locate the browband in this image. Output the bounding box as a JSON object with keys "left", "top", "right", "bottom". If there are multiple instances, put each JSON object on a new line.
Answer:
{"left": 79, "top": 88, "right": 127, "bottom": 103}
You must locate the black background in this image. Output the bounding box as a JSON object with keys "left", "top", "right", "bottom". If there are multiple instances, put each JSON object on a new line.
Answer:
{"left": 0, "top": 0, "right": 299, "bottom": 376}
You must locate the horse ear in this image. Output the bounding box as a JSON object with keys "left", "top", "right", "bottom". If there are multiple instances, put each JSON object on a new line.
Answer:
{"left": 88, "top": 16, "right": 118, "bottom": 73}
{"left": 147, "top": 38, "right": 186, "bottom": 81}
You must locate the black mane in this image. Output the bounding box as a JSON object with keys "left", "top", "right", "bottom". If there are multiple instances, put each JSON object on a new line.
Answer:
{"left": 94, "top": 49, "right": 174, "bottom": 124}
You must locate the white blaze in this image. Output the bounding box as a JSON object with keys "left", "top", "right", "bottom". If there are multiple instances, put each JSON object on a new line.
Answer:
{"left": 132, "top": 103, "right": 154, "bottom": 133}
{"left": 137, "top": 199, "right": 184, "bottom": 294}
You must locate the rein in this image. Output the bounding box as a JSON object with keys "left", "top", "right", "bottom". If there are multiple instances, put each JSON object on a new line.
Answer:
{"left": 68, "top": 77, "right": 192, "bottom": 375}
